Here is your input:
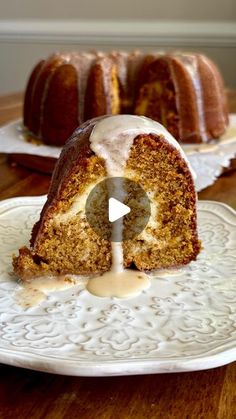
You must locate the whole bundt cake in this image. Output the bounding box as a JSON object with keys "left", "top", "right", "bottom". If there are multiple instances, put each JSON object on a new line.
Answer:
{"left": 13, "top": 115, "right": 201, "bottom": 292}
{"left": 23, "top": 51, "right": 229, "bottom": 146}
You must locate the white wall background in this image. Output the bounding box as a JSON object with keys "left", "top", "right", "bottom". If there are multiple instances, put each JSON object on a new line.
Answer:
{"left": 1, "top": 0, "right": 236, "bottom": 20}
{"left": 0, "top": 0, "right": 236, "bottom": 94}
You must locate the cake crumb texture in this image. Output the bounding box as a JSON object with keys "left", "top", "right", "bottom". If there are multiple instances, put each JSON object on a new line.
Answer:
{"left": 13, "top": 117, "right": 201, "bottom": 281}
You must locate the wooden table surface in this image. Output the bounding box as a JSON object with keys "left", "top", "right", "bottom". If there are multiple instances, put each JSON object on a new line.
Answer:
{"left": 0, "top": 92, "right": 236, "bottom": 419}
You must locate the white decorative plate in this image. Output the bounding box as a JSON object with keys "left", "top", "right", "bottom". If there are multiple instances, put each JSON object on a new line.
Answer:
{"left": 1, "top": 117, "right": 236, "bottom": 191}
{"left": 0, "top": 196, "right": 236, "bottom": 376}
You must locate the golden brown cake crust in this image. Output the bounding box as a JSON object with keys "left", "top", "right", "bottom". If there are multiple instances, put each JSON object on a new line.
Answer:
{"left": 41, "top": 64, "right": 79, "bottom": 146}
{"left": 23, "top": 59, "right": 45, "bottom": 130}
{"left": 23, "top": 51, "right": 229, "bottom": 146}
{"left": 13, "top": 116, "right": 201, "bottom": 281}
{"left": 30, "top": 118, "right": 99, "bottom": 246}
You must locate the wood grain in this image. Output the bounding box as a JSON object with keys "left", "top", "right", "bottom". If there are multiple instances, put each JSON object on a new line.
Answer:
{"left": 0, "top": 364, "right": 235, "bottom": 419}
{"left": 0, "top": 91, "right": 235, "bottom": 419}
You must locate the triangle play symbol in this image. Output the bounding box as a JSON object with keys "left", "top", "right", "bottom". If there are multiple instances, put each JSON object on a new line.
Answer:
{"left": 108, "top": 197, "right": 131, "bottom": 223}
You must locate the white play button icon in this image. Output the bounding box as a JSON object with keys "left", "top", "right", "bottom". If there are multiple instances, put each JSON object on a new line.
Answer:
{"left": 108, "top": 197, "right": 131, "bottom": 223}
{"left": 85, "top": 177, "right": 151, "bottom": 241}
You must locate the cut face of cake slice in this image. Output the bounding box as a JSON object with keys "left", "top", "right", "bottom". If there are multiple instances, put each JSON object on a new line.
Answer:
{"left": 13, "top": 115, "right": 201, "bottom": 284}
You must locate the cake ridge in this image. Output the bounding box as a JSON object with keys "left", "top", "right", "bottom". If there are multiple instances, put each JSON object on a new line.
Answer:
{"left": 169, "top": 53, "right": 208, "bottom": 142}
{"left": 24, "top": 50, "right": 229, "bottom": 146}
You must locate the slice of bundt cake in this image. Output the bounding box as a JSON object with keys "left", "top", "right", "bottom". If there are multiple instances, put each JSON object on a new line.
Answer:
{"left": 23, "top": 51, "right": 229, "bottom": 146}
{"left": 13, "top": 115, "right": 201, "bottom": 285}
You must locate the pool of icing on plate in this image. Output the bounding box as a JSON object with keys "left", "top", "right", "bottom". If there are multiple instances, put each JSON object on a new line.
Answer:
{"left": 15, "top": 268, "right": 183, "bottom": 308}
{"left": 15, "top": 275, "right": 88, "bottom": 308}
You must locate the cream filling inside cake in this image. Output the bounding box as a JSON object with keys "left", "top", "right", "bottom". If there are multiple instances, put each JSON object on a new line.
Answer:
{"left": 53, "top": 176, "right": 105, "bottom": 224}
{"left": 86, "top": 114, "right": 195, "bottom": 298}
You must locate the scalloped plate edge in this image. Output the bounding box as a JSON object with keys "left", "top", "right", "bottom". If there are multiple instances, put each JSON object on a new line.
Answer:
{"left": 0, "top": 196, "right": 235, "bottom": 376}
{"left": 0, "top": 345, "right": 235, "bottom": 376}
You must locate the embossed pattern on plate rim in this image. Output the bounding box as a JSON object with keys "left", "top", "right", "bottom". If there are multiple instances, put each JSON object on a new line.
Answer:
{"left": 0, "top": 196, "right": 235, "bottom": 376}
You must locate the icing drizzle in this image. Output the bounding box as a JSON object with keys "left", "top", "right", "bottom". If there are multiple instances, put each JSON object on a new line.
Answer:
{"left": 171, "top": 53, "right": 208, "bottom": 143}
{"left": 87, "top": 115, "right": 195, "bottom": 298}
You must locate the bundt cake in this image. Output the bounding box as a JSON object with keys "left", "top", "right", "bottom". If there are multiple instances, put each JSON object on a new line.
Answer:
{"left": 23, "top": 51, "right": 229, "bottom": 146}
{"left": 13, "top": 115, "right": 201, "bottom": 296}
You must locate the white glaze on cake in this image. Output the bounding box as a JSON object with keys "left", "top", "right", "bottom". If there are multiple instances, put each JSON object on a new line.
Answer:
{"left": 109, "top": 51, "right": 129, "bottom": 100}
{"left": 87, "top": 115, "right": 195, "bottom": 298}
{"left": 175, "top": 53, "right": 208, "bottom": 143}
{"left": 39, "top": 52, "right": 103, "bottom": 136}
{"left": 199, "top": 54, "right": 228, "bottom": 127}
{"left": 90, "top": 114, "right": 195, "bottom": 178}
{"left": 70, "top": 52, "right": 100, "bottom": 124}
